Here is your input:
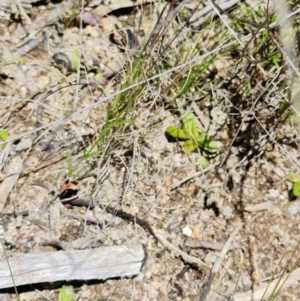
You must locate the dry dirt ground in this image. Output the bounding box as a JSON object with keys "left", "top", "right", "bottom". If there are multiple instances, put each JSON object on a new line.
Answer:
{"left": 1, "top": 0, "right": 300, "bottom": 300}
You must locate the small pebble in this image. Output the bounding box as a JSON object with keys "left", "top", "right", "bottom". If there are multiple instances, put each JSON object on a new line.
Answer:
{"left": 182, "top": 225, "right": 192, "bottom": 237}
{"left": 288, "top": 204, "right": 299, "bottom": 215}
{"left": 204, "top": 251, "right": 217, "bottom": 265}
{"left": 135, "top": 272, "right": 145, "bottom": 282}
{"left": 268, "top": 189, "right": 280, "bottom": 199}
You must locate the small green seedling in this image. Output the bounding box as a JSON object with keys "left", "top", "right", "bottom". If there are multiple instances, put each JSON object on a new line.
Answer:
{"left": 288, "top": 173, "right": 300, "bottom": 197}
{"left": 58, "top": 285, "right": 74, "bottom": 301}
{"left": 66, "top": 154, "right": 74, "bottom": 177}
{"left": 70, "top": 53, "right": 80, "bottom": 72}
{"left": 0, "top": 129, "right": 9, "bottom": 150}
{"left": 166, "top": 112, "right": 220, "bottom": 154}
{"left": 18, "top": 57, "right": 26, "bottom": 65}
{"left": 95, "top": 72, "right": 103, "bottom": 81}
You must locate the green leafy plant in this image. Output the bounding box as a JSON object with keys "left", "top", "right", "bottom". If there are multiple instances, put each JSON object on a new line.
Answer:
{"left": 58, "top": 285, "right": 74, "bottom": 301}
{"left": 288, "top": 173, "right": 300, "bottom": 197}
{"left": 166, "top": 112, "right": 220, "bottom": 154}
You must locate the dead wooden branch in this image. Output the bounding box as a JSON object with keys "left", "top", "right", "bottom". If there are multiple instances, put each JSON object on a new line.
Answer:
{"left": 0, "top": 243, "right": 146, "bottom": 289}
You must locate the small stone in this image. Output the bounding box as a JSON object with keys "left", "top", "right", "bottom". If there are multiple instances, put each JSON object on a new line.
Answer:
{"left": 268, "top": 189, "right": 280, "bottom": 200}
{"left": 227, "top": 268, "right": 236, "bottom": 277}
{"left": 182, "top": 225, "right": 192, "bottom": 237}
{"left": 105, "top": 228, "right": 126, "bottom": 242}
{"left": 135, "top": 272, "right": 145, "bottom": 282}
{"left": 204, "top": 251, "right": 217, "bottom": 265}
{"left": 143, "top": 283, "right": 158, "bottom": 299}
{"left": 210, "top": 107, "right": 226, "bottom": 125}
{"left": 191, "top": 226, "right": 201, "bottom": 239}
{"left": 288, "top": 204, "right": 299, "bottom": 215}
{"left": 15, "top": 138, "right": 33, "bottom": 151}
{"left": 269, "top": 225, "right": 279, "bottom": 233}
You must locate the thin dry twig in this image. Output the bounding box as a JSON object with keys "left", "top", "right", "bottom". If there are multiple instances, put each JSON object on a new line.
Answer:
{"left": 62, "top": 210, "right": 108, "bottom": 225}
{"left": 49, "top": 202, "right": 61, "bottom": 240}
{"left": 171, "top": 162, "right": 220, "bottom": 190}
{"left": 248, "top": 235, "right": 260, "bottom": 283}
{"left": 13, "top": 0, "right": 32, "bottom": 24}
{"left": 200, "top": 222, "right": 243, "bottom": 301}
{"left": 244, "top": 201, "right": 273, "bottom": 212}
{"left": 185, "top": 239, "right": 242, "bottom": 251}
{"left": 151, "top": 227, "right": 209, "bottom": 269}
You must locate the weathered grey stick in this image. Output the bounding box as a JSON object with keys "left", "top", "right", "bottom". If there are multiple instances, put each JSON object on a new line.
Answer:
{"left": 0, "top": 156, "right": 23, "bottom": 213}
{"left": 0, "top": 243, "right": 146, "bottom": 289}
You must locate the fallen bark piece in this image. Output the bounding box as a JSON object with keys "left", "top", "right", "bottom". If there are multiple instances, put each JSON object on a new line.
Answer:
{"left": 0, "top": 243, "right": 146, "bottom": 289}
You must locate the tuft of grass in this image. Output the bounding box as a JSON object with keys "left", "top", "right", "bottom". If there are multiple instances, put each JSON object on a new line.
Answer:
{"left": 63, "top": 4, "right": 79, "bottom": 28}
{"left": 80, "top": 1, "right": 232, "bottom": 164}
